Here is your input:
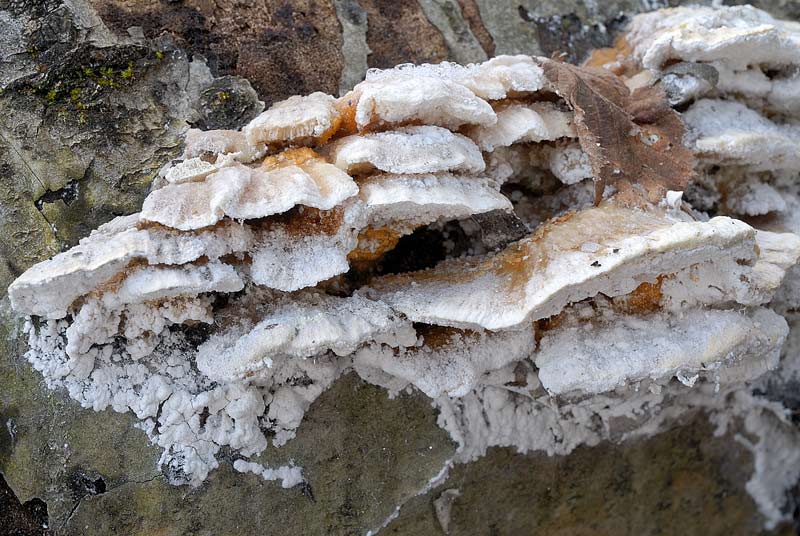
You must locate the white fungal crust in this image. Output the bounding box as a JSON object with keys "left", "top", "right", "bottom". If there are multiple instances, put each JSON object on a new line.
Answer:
{"left": 683, "top": 99, "right": 800, "bottom": 171}
{"left": 749, "top": 231, "right": 800, "bottom": 300}
{"left": 8, "top": 228, "right": 146, "bottom": 319}
{"left": 627, "top": 5, "right": 800, "bottom": 72}
{"left": 726, "top": 181, "right": 787, "bottom": 216}
{"left": 651, "top": 228, "right": 800, "bottom": 311}
{"left": 7, "top": 218, "right": 254, "bottom": 319}
{"left": 628, "top": 5, "right": 800, "bottom": 117}
{"left": 9, "top": 36, "right": 800, "bottom": 513}
{"left": 535, "top": 306, "right": 787, "bottom": 396}
{"left": 66, "top": 296, "right": 214, "bottom": 362}
{"left": 197, "top": 292, "right": 416, "bottom": 382}
{"left": 248, "top": 202, "right": 364, "bottom": 291}
{"left": 369, "top": 202, "right": 757, "bottom": 330}
{"left": 162, "top": 157, "right": 219, "bottom": 185}
{"left": 327, "top": 126, "right": 485, "bottom": 175}
{"left": 243, "top": 92, "right": 339, "bottom": 147}
{"left": 545, "top": 143, "right": 593, "bottom": 185}
{"left": 348, "top": 73, "right": 496, "bottom": 130}
{"left": 360, "top": 55, "right": 547, "bottom": 102}
{"left": 359, "top": 173, "right": 512, "bottom": 230}
{"left": 109, "top": 261, "right": 244, "bottom": 307}
{"left": 481, "top": 141, "right": 593, "bottom": 187}
{"left": 627, "top": 4, "right": 800, "bottom": 326}
{"left": 712, "top": 62, "right": 800, "bottom": 116}
{"left": 354, "top": 327, "right": 535, "bottom": 398}
{"left": 456, "top": 55, "right": 549, "bottom": 100}
{"left": 141, "top": 158, "right": 358, "bottom": 231}
{"left": 466, "top": 102, "right": 575, "bottom": 152}
{"left": 46, "top": 261, "right": 241, "bottom": 365}
{"left": 233, "top": 460, "right": 304, "bottom": 489}
{"left": 181, "top": 129, "right": 260, "bottom": 162}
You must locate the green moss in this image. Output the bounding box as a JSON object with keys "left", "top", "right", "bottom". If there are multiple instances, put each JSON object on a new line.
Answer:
{"left": 120, "top": 62, "right": 135, "bottom": 80}
{"left": 20, "top": 46, "right": 158, "bottom": 116}
{"left": 208, "top": 90, "right": 232, "bottom": 110}
{"left": 69, "top": 88, "right": 87, "bottom": 110}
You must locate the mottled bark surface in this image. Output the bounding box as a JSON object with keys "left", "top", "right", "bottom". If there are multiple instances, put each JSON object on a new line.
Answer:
{"left": 92, "top": 0, "right": 345, "bottom": 105}
{"left": 0, "top": 1, "right": 798, "bottom": 534}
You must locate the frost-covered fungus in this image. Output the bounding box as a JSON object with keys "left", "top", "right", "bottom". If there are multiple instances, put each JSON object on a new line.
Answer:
{"left": 65, "top": 295, "right": 214, "bottom": 363}
{"left": 627, "top": 5, "right": 800, "bottom": 72}
{"left": 683, "top": 99, "right": 800, "bottom": 171}
{"left": 245, "top": 165, "right": 511, "bottom": 292}
{"left": 722, "top": 180, "right": 788, "bottom": 218}
{"left": 535, "top": 305, "right": 787, "bottom": 396}
{"left": 327, "top": 126, "right": 485, "bottom": 175}
{"left": 161, "top": 157, "right": 220, "bottom": 186}
{"left": 243, "top": 91, "right": 340, "bottom": 148}
{"left": 487, "top": 142, "right": 594, "bottom": 189}
{"left": 457, "top": 55, "right": 549, "bottom": 100}
{"left": 368, "top": 201, "right": 758, "bottom": 330}
{"left": 141, "top": 150, "right": 358, "bottom": 231}
{"left": 545, "top": 143, "right": 593, "bottom": 186}
{"left": 7, "top": 216, "right": 253, "bottom": 319}
{"left": 627, "top": 5, "right": 800, "bottom": 115}
{"left": 361, "top": 55, "right": 548, "bottom": 102}
{"left": 359, "top": 173, "right": 512, "bottom": 232}
{"left": 197, "top": 292, "right": 416, "bottom": 381}
{"left": 96, "top": 262, "right": 243, "bottom": 308}
{"left": 622, "top": 5, "right": 800, "bottom": 241}
{"left": 158, "top": 129, "right": 265, "bottom": 191}
{"left": 346, "top": 173, "right": 514, "bottom": 263}
{"left": 9, "top": 41, "right": 800, "bottom": 513}
{"left": 344, "top": 69, "right": 496, "bottom": 131}
{"left": 466, "top": 102, "right": 575, "bottom": 152}
{"left": 181, "top": 128, "right": 260, "bottom": 163}
{"left": 354, "top": 327, "right": 535, "bottom": 398}
{"left": 747, "top": 231, "right": 800, "bottom": 300}
{"left": 248, "top": 203, "right": 362, "bottom": 292}
{"left": 61, "top": 261, "right": 242, "bottom": 363}
{"left": 342, "top": 55, "right": 548, "bottom": 133}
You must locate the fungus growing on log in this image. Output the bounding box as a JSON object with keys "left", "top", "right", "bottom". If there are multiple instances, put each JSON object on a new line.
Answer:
{"left": 8, "top": 6, "right": 800, "bottom": 528}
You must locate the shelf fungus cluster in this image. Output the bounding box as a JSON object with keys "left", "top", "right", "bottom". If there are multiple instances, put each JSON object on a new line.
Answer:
{"left": 623, "top": 6, "right": 800, "bottom": 220}
{"left": 8, "top": 3, "right": 800, "bottom": 528}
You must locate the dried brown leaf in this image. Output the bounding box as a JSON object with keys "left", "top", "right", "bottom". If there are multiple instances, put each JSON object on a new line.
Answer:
{"left": 537, "top": 58, "right": 695, "bottom": 204}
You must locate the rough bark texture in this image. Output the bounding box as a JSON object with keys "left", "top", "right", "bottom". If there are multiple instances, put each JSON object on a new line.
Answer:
{"left": 0, "top": 1, "right": 798, "bottom": 534}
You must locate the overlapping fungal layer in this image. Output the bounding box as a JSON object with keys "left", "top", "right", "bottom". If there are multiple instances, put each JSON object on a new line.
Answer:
{"left": 8, "top": 54, "right": 554, "bottom": 485}
{"left": 624, "top": 5, "right": 800, "bottom": 228}
{"left": 8, "top": 29, "right": 800, "bottom": 528}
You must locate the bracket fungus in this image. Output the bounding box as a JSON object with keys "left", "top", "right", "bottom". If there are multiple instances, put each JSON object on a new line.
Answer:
{"left": 624, "top": 5, "right": 800, "bottom": 226}
{"left": 8, "top": 4, "right": 800, "bottom": 527}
